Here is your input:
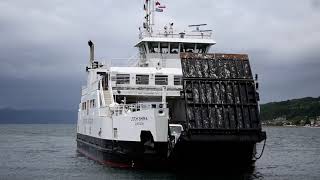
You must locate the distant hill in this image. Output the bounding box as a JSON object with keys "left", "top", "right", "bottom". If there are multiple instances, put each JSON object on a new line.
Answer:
{"left": 260, "top": 97, "right": 320, "bottom": 121}
{"left": 0, "top": 108, "right": 77, "bottom": 124}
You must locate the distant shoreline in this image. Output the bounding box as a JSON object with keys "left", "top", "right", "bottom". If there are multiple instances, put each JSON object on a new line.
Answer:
{"left": 262, "top": 125, "right": 320, "bottom": 128}
{"left": 0, "top": 122, "right": 76, "bottom": 124}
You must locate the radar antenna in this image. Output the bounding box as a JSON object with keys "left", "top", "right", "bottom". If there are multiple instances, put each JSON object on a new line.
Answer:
{"left": 188, "top": 24, "right": 212, "bottom": 34}
{"left": 188, "top": 24, "right": 207, "bottom": 27}
{"left": 198, "top": 30, "right": 213, "bottom": 32}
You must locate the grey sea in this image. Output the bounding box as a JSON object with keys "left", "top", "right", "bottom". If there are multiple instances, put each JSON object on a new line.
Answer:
{"left": 0, "top": 124, "right": 319, "bottom": 180}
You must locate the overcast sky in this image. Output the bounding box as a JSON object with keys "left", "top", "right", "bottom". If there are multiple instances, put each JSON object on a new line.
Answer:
{"left": 0, "top": 0, "right": 319, "bottom": 110}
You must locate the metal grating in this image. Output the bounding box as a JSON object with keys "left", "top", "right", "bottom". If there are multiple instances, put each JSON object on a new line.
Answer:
{"left": 181, "top": 53, "right": 261, "bottom": 130}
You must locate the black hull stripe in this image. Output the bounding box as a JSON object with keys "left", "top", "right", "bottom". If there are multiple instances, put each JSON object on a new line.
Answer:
{"left": 76, "top": 138, "right": 113, "bottom": 153}
{"left": 76, "top": 133, "right": 169, "bottom": 168}
{"left": 77, "top": 147, "right": 132, "bottom": 168}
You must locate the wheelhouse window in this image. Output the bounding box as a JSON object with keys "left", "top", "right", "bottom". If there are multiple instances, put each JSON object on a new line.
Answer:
{"left": 160, "top": 42, "right": 169, "bottom": 54}
{"left": 140, "top": 44, "right": 147, "bottom": 53}
{"left": 136, "top": 75, "right": 149, "bottom": 85}
{"left": 155, "top": 75, "right": 168, "bottom": 85}
{"left": 180, "top": 43, "right": 184, "bottom": 53}
{"left": 174, "top": 76, "right": 182, "bottom": 85}
{"left": 148, "top": 42, "right": 159, "bottom": 53}
{"left": 180, "top": 43, "right": 196, "bottom": 53}
{"left": 170, "top": 43, "right": 179, "bottom": 54}
{"left": 89, "top": 99, "right": 95, "bottom": 108}
{"left": 82, "top": 102, "right": 87, "bottom": 110}
{"left": 116, "top": 74, "right": 130, "bottom": 84}
{"left": 195, "top": 44, "right": 208, "bottom": 53}
{"left": 184, "top": 43, "right": 196, "bottom": 53}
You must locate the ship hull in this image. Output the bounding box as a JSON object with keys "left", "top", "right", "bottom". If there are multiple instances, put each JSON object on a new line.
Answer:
{"left": 77, "top": 132, "right": 264, "bottom": 170}
{"left": 170, "top": 141, "right": 256, "bottom": 169}
{"left": 168, "top": 130, "right": 266, "bottom": 170}
{"left": 76, "top": 133, "right": 169, "bottom": 169}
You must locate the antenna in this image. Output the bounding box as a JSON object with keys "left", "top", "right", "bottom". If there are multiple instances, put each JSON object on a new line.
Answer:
{"left": 199, "top": 30, "right": 212, "bottom": 32}
{"left": 188, "top": 24, "right": 207, "bottom": 27}
{"left": 143, "top": 0, "right": 156, "bottom": 34}
{"left": 142, "top": 0, "right": 167, "bottom": 34}
{"left": 188, "top": 24, "right": 212, "bottom": 34}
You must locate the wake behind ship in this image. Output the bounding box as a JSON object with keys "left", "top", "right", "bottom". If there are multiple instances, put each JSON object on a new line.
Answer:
{"left": 76, "top": 0, "right": 266, "bottom": 169}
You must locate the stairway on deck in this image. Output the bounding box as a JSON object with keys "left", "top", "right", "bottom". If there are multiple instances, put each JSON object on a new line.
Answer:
{"left": 103, "top": 91, "right": 113, "bottom": 105}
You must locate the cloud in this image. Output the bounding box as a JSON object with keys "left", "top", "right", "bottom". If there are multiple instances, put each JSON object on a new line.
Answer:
{"left": 0, "top": 0, "right": 319, "bottom": 109}
{"left": 311, "top": 0, "right": 320, "bottom": 9}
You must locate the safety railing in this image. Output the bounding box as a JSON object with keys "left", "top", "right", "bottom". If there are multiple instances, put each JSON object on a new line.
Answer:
{"left": 139, "top": 31, "right": 213, "bottom": 40}
{"left": 110, "top": 102, "right": 166, "bottom": 116}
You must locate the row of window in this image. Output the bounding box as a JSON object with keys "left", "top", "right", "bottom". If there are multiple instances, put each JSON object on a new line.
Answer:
{"left": 81, "top": 99, "right": 96, "bottom": 110}
{"left": 146, "top": 42, "right": 208, "bottom": 54}
{"left": 113, "top": 74, "right": 182, "bottom": 86}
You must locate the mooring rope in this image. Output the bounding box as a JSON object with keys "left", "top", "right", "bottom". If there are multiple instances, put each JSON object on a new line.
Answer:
{"left": 254, "top": 138, "right": 266, "bottom": 160}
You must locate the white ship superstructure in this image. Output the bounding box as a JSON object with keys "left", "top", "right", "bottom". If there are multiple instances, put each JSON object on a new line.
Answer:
{"left": 76, "top": 0, "right": 266, "bottom": 169}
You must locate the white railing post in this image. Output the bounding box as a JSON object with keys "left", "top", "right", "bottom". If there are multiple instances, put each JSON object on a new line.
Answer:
{"left": 99, "top": 80, "right": 106, "bottom": 107}
{"left": 162, "top": 86, "right": 167, "bottom": 108}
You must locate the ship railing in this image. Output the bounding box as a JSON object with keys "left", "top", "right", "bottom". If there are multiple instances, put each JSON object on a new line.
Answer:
{"left": 110, "top": 102, "right": 166, "bottom": 116}
{"left": 81, "top": 86, "right": 87, "bottom": 96}
{"left": 127, "top": 53, "right": 140, "bottom": 67}
{"left": 97, "top": 58, "right": 141, "bottom": 68}
{"left": 112, "top": 86, "right": 182, "bottom": 91}
{"left": 139, "top": 31, "right": 212, "bottom": 40}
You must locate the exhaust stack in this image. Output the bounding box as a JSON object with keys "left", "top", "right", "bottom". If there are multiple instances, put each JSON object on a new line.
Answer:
{"left": 88, "top": 40, "right": 94, "bottom": 66}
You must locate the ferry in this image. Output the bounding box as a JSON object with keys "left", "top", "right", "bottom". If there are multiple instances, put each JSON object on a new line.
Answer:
{"left": 76, "top": 0, "right": 266, "bottom": 169}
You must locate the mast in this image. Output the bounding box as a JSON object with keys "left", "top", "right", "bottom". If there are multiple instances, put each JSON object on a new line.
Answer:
{"left": 143, "top": 0, "right": 155, "bottom": 34}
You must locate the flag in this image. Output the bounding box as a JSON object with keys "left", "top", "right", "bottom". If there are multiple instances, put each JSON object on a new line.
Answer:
{"left": 155, "top": 8, "right": 163, "bottom": 12}
{"left": 155, "top": 1, "right": 165, "bottom": 12}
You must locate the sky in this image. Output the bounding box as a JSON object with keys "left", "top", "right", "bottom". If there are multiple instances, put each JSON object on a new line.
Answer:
{"left": 0, "top": 0, "right": 319, "bottom": 110}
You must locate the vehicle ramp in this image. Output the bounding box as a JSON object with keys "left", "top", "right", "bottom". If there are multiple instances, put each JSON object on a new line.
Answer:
{"left": 168, "top": 53, "right": 267, "bottom": 167}
{"left": 178, "top": 52, "right": 266, "bottom": 142}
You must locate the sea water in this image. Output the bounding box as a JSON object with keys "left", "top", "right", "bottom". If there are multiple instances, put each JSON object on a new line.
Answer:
{"left": 0, "top": 124, "right": 319, "bottom": 180}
